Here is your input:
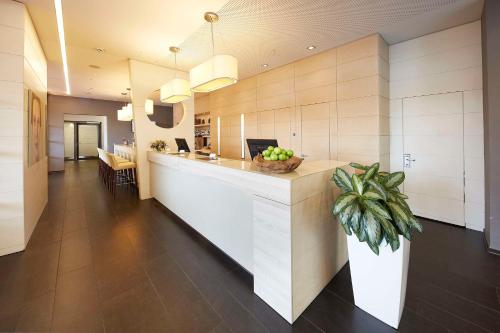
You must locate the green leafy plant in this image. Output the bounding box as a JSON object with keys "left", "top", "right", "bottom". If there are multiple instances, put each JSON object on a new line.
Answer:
{"left": 150, "top": 140, "right": 167, "bottom": 152}
{"left": 332, "top": 162, "right": 423, "bottom": 255}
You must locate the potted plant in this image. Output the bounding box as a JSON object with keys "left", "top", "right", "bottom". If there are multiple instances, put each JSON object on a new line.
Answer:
{"left": 150, "top": 140, "right": 167, "bottom": 152}
{"left": 331, "top": 162, "right": 423, "bottom": 329}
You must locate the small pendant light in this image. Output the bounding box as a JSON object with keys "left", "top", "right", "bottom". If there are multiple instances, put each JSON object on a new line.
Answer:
{"left": 160, "top": 47, "right": 191, "bottom": 104}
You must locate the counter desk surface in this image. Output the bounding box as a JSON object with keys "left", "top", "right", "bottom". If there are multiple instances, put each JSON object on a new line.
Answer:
{"left": 147, "top": 151, "right": 351, "bottom": 323}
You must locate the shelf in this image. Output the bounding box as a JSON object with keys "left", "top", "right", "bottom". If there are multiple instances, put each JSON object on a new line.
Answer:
{"left": 195, "top": 124, "right": 210, "bottom": 127}
{"left": 195, "top": 112, "right": 210, "bottom": 116}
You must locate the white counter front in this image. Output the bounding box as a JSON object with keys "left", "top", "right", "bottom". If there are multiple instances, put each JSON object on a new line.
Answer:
{"left": 148, "top": 151, "right": 350, "bottom": 323}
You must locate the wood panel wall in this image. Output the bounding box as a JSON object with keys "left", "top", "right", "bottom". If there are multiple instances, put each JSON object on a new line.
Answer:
{"left": 202, "top": 34, "right": 389, "bottom": 167}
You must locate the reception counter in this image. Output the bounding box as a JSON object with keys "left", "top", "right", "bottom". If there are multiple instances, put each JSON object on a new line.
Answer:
{"left": 147, "top": 151, "right": 350, "bottom": 323}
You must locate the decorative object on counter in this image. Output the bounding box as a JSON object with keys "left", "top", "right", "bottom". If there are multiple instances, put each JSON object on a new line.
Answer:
{"left": 122, "top": 138, "right": 128, "bottom": 145}
{"left": 331, "top": 162, "right": 423, "bottom": 329}
{"left": 150, "top": 139, "right": 167, "bottom": 152}
{"left": 252, "top": 146, "right": 302, "bottom": 173}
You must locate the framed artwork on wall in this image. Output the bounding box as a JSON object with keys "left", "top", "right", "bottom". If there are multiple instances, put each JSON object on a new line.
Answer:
{"left": 28, "top": 90, "right": 46, "bottom": 166}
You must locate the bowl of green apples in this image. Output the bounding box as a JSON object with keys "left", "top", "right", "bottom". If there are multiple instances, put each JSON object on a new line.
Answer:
{"left": 252, "top": 146, "right": 303, "bottom": 173}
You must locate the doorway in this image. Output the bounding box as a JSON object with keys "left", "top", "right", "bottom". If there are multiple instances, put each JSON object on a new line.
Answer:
{"left": 401, "top": 92, "right": 465, "bottom": 226}
{"left": 64, "top": 121, "right": 102, "bottom": 160}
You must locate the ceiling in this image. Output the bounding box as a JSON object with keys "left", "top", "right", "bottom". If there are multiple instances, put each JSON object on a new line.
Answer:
{"left": 21, "top": 0, "right": 483, "bottom": 102}
{"left": 20, "top": 0, "right": 229, "bottom": 101}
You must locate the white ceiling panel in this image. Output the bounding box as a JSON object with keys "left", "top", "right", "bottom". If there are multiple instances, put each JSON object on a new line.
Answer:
{"left": 20, "top": 0, "right": 483, "bottom": 101}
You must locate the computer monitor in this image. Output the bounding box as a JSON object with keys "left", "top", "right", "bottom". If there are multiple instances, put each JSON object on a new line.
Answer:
{"left": 175, "top": 138, "right": 191, "bottom": 152}
{"left": 246, "top": 139, "right": 278, "bottom": 160}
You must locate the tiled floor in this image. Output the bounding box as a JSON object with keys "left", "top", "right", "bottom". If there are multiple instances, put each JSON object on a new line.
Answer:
{"left": 0, "top": 160, "right": 499, "bottom": 332}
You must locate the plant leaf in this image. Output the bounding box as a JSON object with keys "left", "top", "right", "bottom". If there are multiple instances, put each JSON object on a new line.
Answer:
{"left": 362, "top": 163, "right": 379, "bottom": 182}
{"left": 378, "top": 217, "right": 398, "bottom": 241}
{"left": 367, "top": 240, "right": 380, "bottom": 255}
{"left": 338, "top": 204, "right": 354, "bottom": 225}
{"left": 385, "top": 171, "right": 405, "bottom": 189}
{"left": 364, "top": 200, "right": 392, "bottom": 220}
{"left": 349, "top": 162, "right": 369, "bottom": 171}
{"left": 367, "top": 179, "right": 387, "bottom": 201}
{"left": 363, "top": 211, "right": 382, "bottom": 244}
{"left": 334, "top": 168, "right": 353, "bottom": 192}
{"left": 389, "top": 235, "right": 400, "bottom": 252}
{"left": 395, "top": 192, "right": 409, "bottom": 200}
{"left": 387, "top": 201, "right": 410, "bottom": 223}
{"left": 341, "top": 222, "right": 352, "bottom": 235}
{"left": 408, "top": 215, "right": 424, "bottom": 233}
{"left": 332, "top": 192, "right": 358, "bottom": 215}
{"left": 333, "top": 175, "right": 352, "bottom": 193}
{"left": 363, "top": 190, "right": 384, "bottom": 201}
{"left": 356, "top": 217, "right": 367, "bottom": 242}
{"left": 393, "top": 214, "right": 411, "bottom": 240}
{"left": 352, "top": 174, "right": 364, "bottom": 195}
{"left": 350, "top": 203, "right": 361, "bottom": 233}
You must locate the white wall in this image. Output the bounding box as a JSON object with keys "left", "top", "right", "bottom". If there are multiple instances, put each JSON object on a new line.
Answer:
{"left": 128, "top": 60, "right": 194, "bottom": 199}
{"left": 389, "top": 21, "right": 484, "bottom": 231}
{"left": 0, "top": 1, "right": 25, "bottom": 255}
{"left": 23, "top": 4, "right": 48, "bottom": 244}
{"left": 0, "top": 1, "right": 48, "bottom": 255}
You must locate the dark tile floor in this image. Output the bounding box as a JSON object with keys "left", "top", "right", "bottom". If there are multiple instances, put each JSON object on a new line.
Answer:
{"left": 1, "top": 160, "right": 499, "bottom": 332}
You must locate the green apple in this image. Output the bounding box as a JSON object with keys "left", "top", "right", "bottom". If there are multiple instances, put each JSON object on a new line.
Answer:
{"left": 267, "top": 146, "right": 274, "bottom": 151}
{"left": 273, "top": 147, "right": 282, "bottom": 155}
{"left": 263, "top": 150, "right": 271, "bottom": 157}
{"left": 270, "top": 153, "right": 279, "bottom": 161}
{"left": 263, "top": 156, "right": 271, "bottom": 161}
{"left": 286, "top": 149, "right": 294, "bottom": 157}
{"left": 279, "top": 153, "right": 287, "bottom": 161}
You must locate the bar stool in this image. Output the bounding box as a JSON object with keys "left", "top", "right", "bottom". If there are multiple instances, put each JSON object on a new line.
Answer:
{"left": 106, "top": 152, "right": 137, "bottom": 198}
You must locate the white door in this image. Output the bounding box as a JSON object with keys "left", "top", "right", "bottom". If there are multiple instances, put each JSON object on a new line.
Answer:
{"left": 300, "top": 103, "right": 330, "bottom": 161}
{"left": 64, "top": 122, "right": 75, "bottom": 159}
{"left": 77, "top": 124, "right": 100, "bottom": 158}
{"left": 402, "top": 92, "right": 465, "bottom": 226}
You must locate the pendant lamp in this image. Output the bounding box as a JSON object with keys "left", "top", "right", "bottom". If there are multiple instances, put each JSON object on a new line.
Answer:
{"left": 145, "top": 99, "right": 154, "bottom": 115}
{"left": 160, "top": 47, "right": 191, "bottom": 103}
{"left": 189, "top": 12, "right": 238, "bottom": 93}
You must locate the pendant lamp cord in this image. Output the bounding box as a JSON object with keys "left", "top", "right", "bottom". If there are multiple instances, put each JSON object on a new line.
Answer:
{"left": 210, "top": 21, "right": 215, "bottom": 57}
{"left": 174, "top": 52, "right": 177, "bottom": 79}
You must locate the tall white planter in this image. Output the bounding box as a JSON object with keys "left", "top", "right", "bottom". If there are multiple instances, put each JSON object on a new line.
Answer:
{"left": 346, "top": 234, "right": 410, "bottom": 329}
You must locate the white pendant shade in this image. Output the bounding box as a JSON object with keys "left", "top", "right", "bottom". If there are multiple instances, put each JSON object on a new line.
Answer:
{"left": 145, "top": 99, "right": 154, "bottom": 115}
{"left": 189, "top": 54, "right": 238, "bottom": 92}
{"left": 160, "top": 78, "right": 191, "bottom": 103}
{"left": 117, "top": 104, "right": 133, "bottom": 121}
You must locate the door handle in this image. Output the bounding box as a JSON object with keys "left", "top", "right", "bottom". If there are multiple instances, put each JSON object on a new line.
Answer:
{"left": 403, "top": 154, "right": 416, "bottom": 168}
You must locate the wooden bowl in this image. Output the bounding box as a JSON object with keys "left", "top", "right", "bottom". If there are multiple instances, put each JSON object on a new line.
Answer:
{"left": 252, "top": 154, "right": 303, "bottom": 174}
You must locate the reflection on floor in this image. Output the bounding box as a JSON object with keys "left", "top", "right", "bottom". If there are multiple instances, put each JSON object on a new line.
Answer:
{"left": 0, "top": 160, "right": 499, "bottom": 332}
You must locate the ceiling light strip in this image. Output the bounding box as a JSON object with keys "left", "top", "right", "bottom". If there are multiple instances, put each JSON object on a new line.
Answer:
{"left": 54, "top": 0, "right": 70, "bottom": 94}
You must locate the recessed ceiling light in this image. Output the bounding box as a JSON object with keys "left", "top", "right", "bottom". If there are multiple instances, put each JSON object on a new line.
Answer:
{"left": 262, "top": 64, "right": 269, "bottom": 68}
{"left": 54, "top": 0, "right": 70, "bottom": 94}
{"left": 306, "top": 45, "right": 316, "bottom": 50}
{"left": 121, "top": 92, "right": 127, "bottom": 96}
{"left": 89, "top": 64, "right": 100, "bottom": 69}
{"left": 95, "top": 48, "right": 105, "bottom": 53}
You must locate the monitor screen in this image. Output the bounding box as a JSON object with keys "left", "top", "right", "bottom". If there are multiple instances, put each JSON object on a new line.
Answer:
{"left": 246, "top": 139, "right": 278, "bottom": 160}
{"left": 175, "top": 138, "right": 191, "bottom": 152}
